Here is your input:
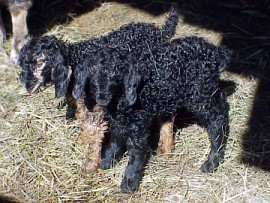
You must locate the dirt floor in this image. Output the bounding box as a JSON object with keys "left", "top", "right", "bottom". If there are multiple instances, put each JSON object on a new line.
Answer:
{"left": 1, "top": 1, "right": 270, "bottom": 202}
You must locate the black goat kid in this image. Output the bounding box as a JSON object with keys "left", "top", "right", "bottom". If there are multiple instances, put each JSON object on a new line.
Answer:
{"left": 73, "top": 36, "right": 232, "bottom": 192}
{"left": 18, "top": 3, "right": 179, "bottom": 174}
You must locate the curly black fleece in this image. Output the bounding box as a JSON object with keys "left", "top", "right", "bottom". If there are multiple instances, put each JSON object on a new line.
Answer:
{"left": 80, "top": 36, "right": 232, "bottom": 192}
{"left": 18, "top": 2, "right": 179, "bottom": 99}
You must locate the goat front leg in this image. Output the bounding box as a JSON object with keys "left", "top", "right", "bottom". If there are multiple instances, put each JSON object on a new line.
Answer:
{"left": 99, "top": 119, "right": 127, "bottom": 170}
{"left": 78, "top": 116, "right": 107, "bottom": 173}
{"left": 0, "top": 8, "right": 5, "bottom": 49}
{"left": 120, "top": 122, "right": 151, "bottom": 193}
{"left": 9, "top": 2, "right": 32, "bottom": 64}
{"left": 76, "top": 98, "right": 107, "bottom": 173}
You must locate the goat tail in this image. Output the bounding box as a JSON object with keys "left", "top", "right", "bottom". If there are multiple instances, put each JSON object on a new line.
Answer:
{"left": 161, "top": 2, "right": 180, "bottom": 39}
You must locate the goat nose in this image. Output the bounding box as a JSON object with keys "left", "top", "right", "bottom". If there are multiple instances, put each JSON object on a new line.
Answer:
{"left": 96, "top": 94, "right": 111, "bottom": 107}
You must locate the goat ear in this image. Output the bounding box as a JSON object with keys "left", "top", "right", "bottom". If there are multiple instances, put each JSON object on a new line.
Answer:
{"left": 72, "top": 63, "right": 88, "bottom": 99}
{"left": 124, "top": 68, "right": 141, "bottom": 106}
{"left": 53, "top": 51, "right": 71, "bottom": 98}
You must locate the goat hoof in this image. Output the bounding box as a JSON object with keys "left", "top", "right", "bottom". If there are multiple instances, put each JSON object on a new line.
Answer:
{"left": 99, "top": 158, "right": 113, "bottom": 170}
{"left": 201, "top": 159, "right": 219, "bottom": 173}
{"left": 10, "top": 51, "right": 19, "bottom": 65}
{"left": 120, "top": 177, "right": 139, "bottom": 193}
{"left": 81, "top": 160, "right": 98, "bottom": 174}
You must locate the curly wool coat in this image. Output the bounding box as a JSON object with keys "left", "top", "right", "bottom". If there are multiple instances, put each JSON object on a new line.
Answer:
{"left": 18, "top": 3, "right": 179, "bottom": 173}
{"left": 19, "top": 2, "right": 179, "bottom": 98}
{"left": 77, "top": 36, "right": 232, "bottom": 192}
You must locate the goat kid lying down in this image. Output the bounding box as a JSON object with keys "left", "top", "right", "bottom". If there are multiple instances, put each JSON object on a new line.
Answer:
{"left": 18, "top": 2, "right": 179, "bottom": 173}
{"left": 72, "top": 36, "right": 232, "bottom": 192}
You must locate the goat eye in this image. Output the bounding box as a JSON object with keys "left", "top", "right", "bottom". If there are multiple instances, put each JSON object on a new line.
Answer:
{"left": 37, "top": 59, "right": 45, "bottom": 65}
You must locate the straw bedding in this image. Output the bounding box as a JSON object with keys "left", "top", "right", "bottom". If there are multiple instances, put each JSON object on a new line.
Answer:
{"left": 1, "top": 1, "right": 270, "bottom": 202}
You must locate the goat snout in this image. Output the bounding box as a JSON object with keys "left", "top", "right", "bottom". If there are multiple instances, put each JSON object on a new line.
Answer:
{"left": 96, "top": 93, "right": 111, "bottom": 107}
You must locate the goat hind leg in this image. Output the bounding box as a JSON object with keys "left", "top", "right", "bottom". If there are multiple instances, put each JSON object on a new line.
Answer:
{"left": 194, "top": 92, "right": 229, "bottom": 173}
{"left": 156, "top": 116, "right": 175, "bottom": 158}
